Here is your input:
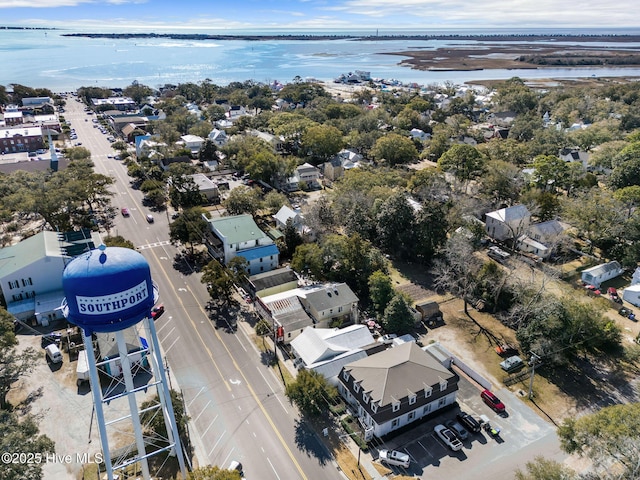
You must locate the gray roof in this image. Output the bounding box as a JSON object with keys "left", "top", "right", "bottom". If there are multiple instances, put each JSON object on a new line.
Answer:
{"left": 304, "top": 283, "right": 358, "bottom": 312}
{"left": 343, "top": 342, "right": 455, "bottom": 406}
{"left": 249, "top": 267, "right": 298, "bottom": 292}
{"left": 486, "top": 204, "right": 530, "bottom": 222}
{"left": 291, "top": 325, "right": 375, "bottom": 366}
{"left": 582, "top": 261, "right": 623, "bottom": 277}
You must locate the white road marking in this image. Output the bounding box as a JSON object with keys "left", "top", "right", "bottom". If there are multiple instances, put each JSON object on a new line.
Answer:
{"left": 267, "top": 457, "right": 282, "bottom": 480}
{"left": 192, "top": 400, "right": 212, "bottom": 424}
{"left": 187, "top": 386, "right": 206, "bottom": 409}
{"left": 208, "top": 430, "right": 226, "bottom": 458}
{"left": 201, "top": 415, "right": 219, "bottom": 439}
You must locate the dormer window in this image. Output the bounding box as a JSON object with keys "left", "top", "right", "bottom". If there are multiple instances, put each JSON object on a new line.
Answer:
{"left": 371, "top": 401, "right": 378, "bottom": 413}
{"left": 392, "top": 400, "right": 400, "bottom": 412}
{"left": 439, "top": 378, "right": 448, "bottom": 391}
{"left": 424, "top": 385, "right": 433, "bottom": 398}
{"left": 342, "top": 370, "right": 350, "bottom": 381}
{"left": 363, "top": 392, "right": 369, "bottom": 403}
{"left": 353, "top": 382, "right": 361, "bottom": 394}
{"left": 409, "top": 394, "right": 417, "bottom": 405}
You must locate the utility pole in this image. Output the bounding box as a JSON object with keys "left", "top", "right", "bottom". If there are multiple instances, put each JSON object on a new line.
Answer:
{"left": 528, "top": 351, "right": 541, "bottom": 399}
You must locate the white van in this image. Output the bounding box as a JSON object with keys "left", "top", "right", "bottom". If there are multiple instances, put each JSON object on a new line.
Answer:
{"left": 45, "top": 344, "right": 63, "bottom": 364}
{"left": 379, "top": 449, "right": 410, "bottom": 468}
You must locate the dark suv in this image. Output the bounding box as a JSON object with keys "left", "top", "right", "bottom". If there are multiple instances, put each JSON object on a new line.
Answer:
{"left": 456, "top": 411, "right": 481, "bottom": 433}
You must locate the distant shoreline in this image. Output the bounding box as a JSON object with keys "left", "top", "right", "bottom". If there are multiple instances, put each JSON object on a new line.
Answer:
{"left": 61, "top": 33, "right": 640, "bottom": 42}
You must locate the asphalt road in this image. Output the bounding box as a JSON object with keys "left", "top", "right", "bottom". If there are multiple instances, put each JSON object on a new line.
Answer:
{"left": 62, "top": 97, "right": 342, "bottom": 480}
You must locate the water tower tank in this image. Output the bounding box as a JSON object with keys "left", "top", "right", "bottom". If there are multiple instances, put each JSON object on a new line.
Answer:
{"left": 62, "top": 246, "right": 157, "bottom": 333}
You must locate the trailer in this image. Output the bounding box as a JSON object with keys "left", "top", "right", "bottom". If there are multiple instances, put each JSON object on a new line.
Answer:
{"left": 76, "top": 349, "right": 90, "bottom": 387}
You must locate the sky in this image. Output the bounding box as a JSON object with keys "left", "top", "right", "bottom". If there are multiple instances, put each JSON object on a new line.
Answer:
{"left": 0, "top": 0, "right": 638, "bottom": 32}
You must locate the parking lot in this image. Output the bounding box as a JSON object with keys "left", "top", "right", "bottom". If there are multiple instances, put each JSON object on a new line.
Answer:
{"left": 372, "top": 373, "right": 561, "bottom": 479}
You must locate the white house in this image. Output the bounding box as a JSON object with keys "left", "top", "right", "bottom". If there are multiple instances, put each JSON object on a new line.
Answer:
{"left": 273, "top": 205, "right": 303, "bottom": 231}
{"left": 290, "top": 325, "right": 377, "bottom": 385}
{"left": 323, "top": 149, "right": 362, "bottom": 181}
{"left": 581, "top": 261, "right": 624, "bottom": 288}
{"left": 250, "top": 129, "right": 283, "bottom": 152}
{"left": 410, "top": 128, "right": 431, "bottom": 141}
{"left": 485, "top": 204, "right": 531, "bottom": 242}
{"left": 559, "top": 147, "right": 590, "bottom": 170}
{"left": 517, "top": 219, "right": 567, "bottom": 259}
{"left": 338, "top": 342, "right": 459, "bottom": 438}
{"left": 285, "top": 163, "right": 321, "bottom": 191}
{"left": 203, "top": 214, "right": 279, "bottom": 275}
{"left": 180, "top": 134, "right": 205, "bottom": 155}
{"left": 208, "top": 128, "right": 228, "bottom": 147}
{"left": 188, "top": 173, "right": 219, "bottom": 203}
{"left": 0, "top": 230, "right": 102, "bottom": 325}
{"left": 226, "top": 105, "right": 248, "bottom": 120}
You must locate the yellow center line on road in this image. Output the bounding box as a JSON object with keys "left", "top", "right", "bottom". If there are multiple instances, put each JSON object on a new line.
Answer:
{"left": 146, "top": 244, "right": 231, "bottom": 392}
{"left": 146, "top": 245, "right": 308, "bottom": 479}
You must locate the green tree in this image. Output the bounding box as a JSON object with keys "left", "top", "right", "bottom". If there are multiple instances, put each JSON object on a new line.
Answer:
{"left": 261, "top": 190, "right": 289, "bottom": 215}
{"left": 437, "top": 144, "right": 486, "bottom": 188}
{"left": 201, "top": 260, "right": 235, "bottom": 304}
{"left": 140, "top": 389, "right": 189, "bottom": 441}
{"left": 375, "top": 192, "right": 416, "bottom": 260}
{"left": 168, "top": 174, "right": 206, "bottom": 210}
{"left": 514, "top": 456, "right": 577, "bottom": 480}
{"left": 227, "top": 256, "right": 249, "bottom": 285}
{"left": 371, "top": 133, "right": 419, "bottom": 166}
{"left": 103, "top": 235, "right": 135, "bottom": 249}
{"left": 291, "top": 243, "right": 324, "bottom": 279}
{"left": 285, "top": 369, "right": 337, "bottom": 417}
{"left": 532, "top": 154, "right": 568, "bottom": 192}
{"left": 222, "top": 186, "right": 262, "bottom": 216}
{"left": 557, "top": 403, "right": 640, "bottom": 478}
{"left": 368, "top": 270, "right": 395, "bottom": 317}
{"left": 199, "top": 139, "right": 217, "bottom": 163}
{"left": 614, "top": 185, "right": 640, "bottom": 218}
{"left": 301, "top": 124, "right": 344, "bottom": 165}
{"left": 280, "top": 219, "right": 303, "bottom": 260}
{"left": 493, "top": 77, "right": 539, "bottom": 114}
{"left": 382, "top": 295, "right": 415, "bottom": 335}
{"left": 123, "top": 81, "right": 154, "bottom": 104}
{"left": 169, "top": 207, "right": 209, "bottom": 254}
{"left": 0, "top": 410, "right": 55, "bottom": 480}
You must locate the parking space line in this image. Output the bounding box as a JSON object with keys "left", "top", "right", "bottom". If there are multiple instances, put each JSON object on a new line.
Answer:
{"left": 417, "top": 440, "right": 434, "bottom": 458}
{"left": 192, "top": 400, "right": 211, "bottom": 424}
{"left": 186, "top": 386, "right": 206, "bottom": 409}
{"left": 163, "top": 336, "right": 180, "bottom": 355}
{"left": 209, "top": 432, "right": 227, "bottom": 458}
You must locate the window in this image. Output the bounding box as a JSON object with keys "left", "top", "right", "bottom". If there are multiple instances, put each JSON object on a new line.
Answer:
{"left": 371, "top": 402, "right": 378, "bottom": 413}
{"left": 439, "top": 379, "right": 448, "bottom": 391}
{"left": 353, "top": 382, "right": 360, "bottom": 394}
{"left": 409, "top": 394, "right": 416, "bottom": 405}
{"left": 342, "top": 370, "right": 350, "bottom": 381}
{"left": 438, "top": 397, "right": 446, "bottom": 407}
{"left": 391, "top": 419, "right": 399, "bottom": 428}
{"left": 392, "top": 401, "right": 400, "bottom": 412}
{"left": 424, "top": 386, "right": 433, "bottom": 398}
{"left": 408, "top": 412, "right": 415, "bottom": 421}
{"left": 363, "top": 392, "right": 369, "bottom": 403}
{"left": 423, "top": 404, "right": 431, "bottom": 414}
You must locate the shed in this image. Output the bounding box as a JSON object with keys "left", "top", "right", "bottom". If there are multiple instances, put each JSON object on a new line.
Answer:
{"left": 581, "top": 261, "right": 623, "bottom": 288}
{"left": 415, "top": 300, "right": 443, "bottom": 324}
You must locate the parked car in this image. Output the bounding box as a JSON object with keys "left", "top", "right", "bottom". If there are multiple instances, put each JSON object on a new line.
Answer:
{"left": 456, "top": 411, "right": 482, "bottom": 433}
{"left": 227, "top": 460, "right": 243, "bottom": 473}
{"left": 121, "top": 207, "right": 130, "bottom": 217}
{"left": 608, "top": 287, "right": 623, "bottom": 303}
{"left": 445, "top": 419, "right": 469, "bottom": 440}
{"left": 146, "top": 214, "right": 154, "bottom": 223}
{"left": 378, "top": 333, "right": 398, "bottom": 345}
{"left": 434, "top": 424, "right": 463, "bottom": 451}
{"left": 499, "top": 355, "right": 524, "bottom": 373}
{"left": 481, "top": 389, "right": 506, "bottom": 414}
{"left": 379, "top": 449, "right": 410, "bottom": 468}
{"left": 45, "top": 344, "right": 63, "bottom": 364}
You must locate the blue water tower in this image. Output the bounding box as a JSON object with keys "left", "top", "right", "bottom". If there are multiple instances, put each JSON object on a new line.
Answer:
{"left": 61, "top": 245, "right": 185, "bottom": 480}
{"left": 62, "top": 245, "right": 157, "bottom": 333}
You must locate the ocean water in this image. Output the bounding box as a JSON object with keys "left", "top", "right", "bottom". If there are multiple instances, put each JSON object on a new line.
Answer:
{"left": 2, "top": 28, "right": 640, "bottom": 91}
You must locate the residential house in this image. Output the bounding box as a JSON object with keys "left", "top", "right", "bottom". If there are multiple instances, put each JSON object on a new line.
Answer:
{"left": 255, "top": 283, "right": 359, "bottom": 343}
{"left": 485, "top": 204, "right": 531, "bottom": 242}
{"left": 0, "top": 230, "right": 101, "bottom": 325}
{"left": 290, "top": 325, "right": 381, "bottom": 385}
{"left": 487, "top": 111, "right": 517, "bottom": 127}
{"left": 323, "top": 149, "right": 362, "bottom": 182}
{"left": 1, "top": 126, "right": 44, "bottom": 153}
{"left": 338, "top": 342, "right": 459, "bottom": 438}
{"left": 250, "top": 129, "right": 283, "bottom": 153}
{"left": 208, "top": 128, "right": 228, "bottom": 147}
{"left": 410, "top": 128, "right": 430, "bottom": 141}
{"left": 203, "top": 214, "right": 279, "bottom": 275}
{"left": 21, "top": 96, "right": 53, "bottom": 110}
{"left": 273, "top": 205, "right": 303, "bottom": 231}
{"left": 2, "top": 108, "right": 23, "bottom": 126}
{"left": 559, "top": 147, "right": 590, "bottom": 170}
{"left": 517, "top": 219, "right": 567, "bottom": 260}
{"left": 180, "top": 134, "right": 205, "bottom": 155}
{"left": 284, "top": 163, "right": 321, "bottom": 191}
{"left": 226, "top": 105, "right": 248, "bottom": 120}
{"left": 215, "top": 119, "right": 234, "bottom": 129}
{"left": 188, "top": 173, "right": 220, "bottom": 203}
{"left": 581, "top": 261, "right": 624, "bottom": 288}
{"left": 248, "top": 267, "right": 299, "bottom": 298}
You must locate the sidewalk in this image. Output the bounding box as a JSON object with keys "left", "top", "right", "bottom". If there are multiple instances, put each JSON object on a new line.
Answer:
{"left": 255, "top": 322, "right": 386, "bottom": 480}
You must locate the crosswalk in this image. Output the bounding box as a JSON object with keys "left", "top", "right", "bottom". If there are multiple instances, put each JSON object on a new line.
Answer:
{"left": 137, "top": 240, "right": 171, "bottom": 250}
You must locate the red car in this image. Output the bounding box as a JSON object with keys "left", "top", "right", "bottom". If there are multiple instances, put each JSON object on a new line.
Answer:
{"left": 121, "top": 207, "right": 130, "bottom": 217}
{"left": 481, "top": 389, "right": 506, "bottom": 414}
{"left": 151, "top": 304, "right": 165, "bottom": 319}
